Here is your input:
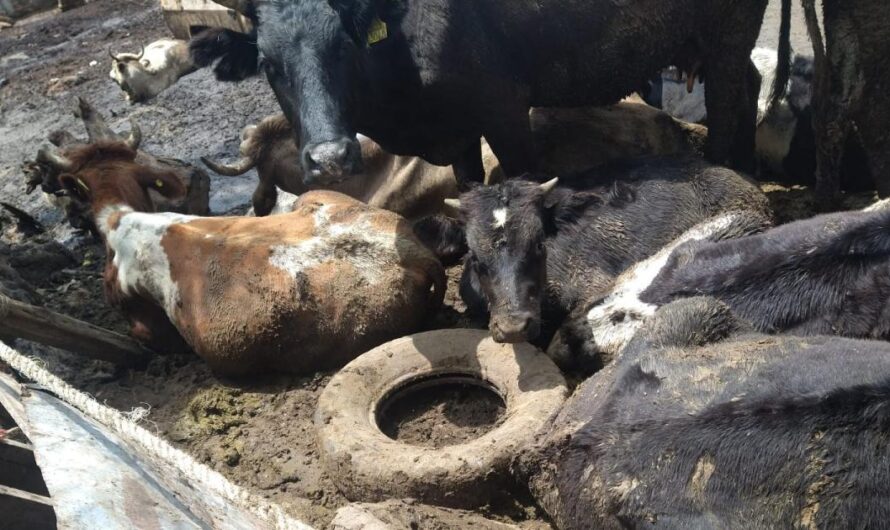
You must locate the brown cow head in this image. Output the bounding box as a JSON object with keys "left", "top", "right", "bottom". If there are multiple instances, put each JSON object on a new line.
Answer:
{"left": 40, "top": 142, "right": 186, "bottom": 222}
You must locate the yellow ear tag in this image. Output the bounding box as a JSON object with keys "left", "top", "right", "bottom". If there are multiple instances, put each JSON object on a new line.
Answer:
{"left": 155, "top": 179, "right": 164, "bottom": 188}
{"left": 367, "top": 16, "right": 388, "bottom": 45}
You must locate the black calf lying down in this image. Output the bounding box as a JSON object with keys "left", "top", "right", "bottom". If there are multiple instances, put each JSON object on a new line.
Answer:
{"left": 517, "top": 297, "right": 890, "bottom": 530}
{"left": 551, "top": 201, "right": 890, "bottom": 369}
{"left": 449, "top": 155, "right": 770, "bottom": 344}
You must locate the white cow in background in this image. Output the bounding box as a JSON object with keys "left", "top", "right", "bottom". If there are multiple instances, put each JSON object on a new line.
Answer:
{"left": 109, "top": 39, "right": 196, "bottom": 103}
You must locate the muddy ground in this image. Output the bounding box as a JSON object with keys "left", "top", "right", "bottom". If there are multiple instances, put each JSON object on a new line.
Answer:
{"left": 0, "top": 1, "right": 876, "bottom": 528}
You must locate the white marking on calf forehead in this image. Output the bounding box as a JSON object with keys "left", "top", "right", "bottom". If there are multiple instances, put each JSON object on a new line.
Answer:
{"left": 100, "top": 205, "right": 197, "bottom": 318}
{"left": 268, "top": 207, "right": 403, "bottom": 285}
{"left": 492, "top": 207, "right": 507, "bottom": 228}
{"left": 586, "top": 212, "right": 744, "bottom": 356}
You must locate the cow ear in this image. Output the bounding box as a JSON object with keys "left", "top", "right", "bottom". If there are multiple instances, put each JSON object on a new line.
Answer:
{"left": 328, "top": 0, "right": 387, "bottom": 47}
{"left": 545, "top": 191, "right": 604, "bottom": 234}
{"left": 135, "top": 169, "right": 186, "bottom": 200}
{"left": 58, "top": 174, "right": 92, "bottom": 203}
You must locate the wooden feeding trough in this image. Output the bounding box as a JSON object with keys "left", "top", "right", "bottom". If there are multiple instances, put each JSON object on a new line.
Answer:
{"left": 159, "top": 0, "right": 252, "bottom": 40}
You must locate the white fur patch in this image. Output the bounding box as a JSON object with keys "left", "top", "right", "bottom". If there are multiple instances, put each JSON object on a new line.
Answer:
{"left": 268, "top": 208, "right": 399, "bottom": 285}
{"left": 492, "top": 208, "right": 507, "bottom": 228}
{"left": 586, "top": 213, "right": 743, "bottom": 356}
{"left": 864, "top": 198, "right": 890, "bottom": 212}
{"left": 247, "top": 190, "right": 301, "bottom": 216}
{"left": 100, "top": 205, "right": 196, "bottom": 317}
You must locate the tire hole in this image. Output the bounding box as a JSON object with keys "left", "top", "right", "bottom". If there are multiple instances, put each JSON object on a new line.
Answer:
{"left": 376, "top": 374, "right": 506, "bottom": 448}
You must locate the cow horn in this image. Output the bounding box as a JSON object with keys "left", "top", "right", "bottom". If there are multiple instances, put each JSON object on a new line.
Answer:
{"left": 443, "top": 198, "right": 461, "bottom": 210}
{"left": 539, "top": 177, "right": 559, "bottom": 195}
{"left": 125, "top": 118, "right": 142, "bottom": 150}
{"left": 135, "top": 45, "right": 145, "bottom": 60}
{"left": 200, "top": 155, "right": 256, "bottom": 176}
{"left": 36, "top": 146, "right": 75, "bottom": 173}
{"left": 108, "top": 48, "right": 118, "bottom": 61}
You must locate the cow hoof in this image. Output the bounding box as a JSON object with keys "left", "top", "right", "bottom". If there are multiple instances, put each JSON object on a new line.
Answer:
{"left": 315, "top": 329, "right": 567, "bottom": 508}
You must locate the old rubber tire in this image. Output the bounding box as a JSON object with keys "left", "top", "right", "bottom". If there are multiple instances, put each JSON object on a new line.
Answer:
{"left": 315, "top": 329, "right": 568, "bottom": 508}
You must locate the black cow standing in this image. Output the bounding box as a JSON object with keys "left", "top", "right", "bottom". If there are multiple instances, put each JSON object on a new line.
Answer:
{"left": 191, "top": 0, "right": 784, "bottom": 186}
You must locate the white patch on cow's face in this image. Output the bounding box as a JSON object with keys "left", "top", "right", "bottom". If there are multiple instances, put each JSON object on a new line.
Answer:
{"left": 99, "top": 205, "right": 197, "bottom": 317}
{"left": 492, "top": 208, "right": 507, "bottom": 228}
{"left": 268, "top": 207, "right": 400, "bottom": 285}
{"left": 586, "top": 213, "right": 743, "bottom": 356}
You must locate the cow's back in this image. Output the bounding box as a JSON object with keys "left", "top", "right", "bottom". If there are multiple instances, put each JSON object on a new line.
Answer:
{"left": 521, "top": 303, "right": 890, "bottom": 529}
{"left": 545, "top": 156, "right": 769, "bottom": 311}
{"left": 158, "top": 191, "right": 443, "bottom": 374}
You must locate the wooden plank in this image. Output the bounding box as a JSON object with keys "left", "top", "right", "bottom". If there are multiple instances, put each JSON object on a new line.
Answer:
{"left": 0, "top": 294, "right": 152, "bottom": 366}
{"left": 0, "top": 493, "right": 56, "bottom": 529}
{"left": 0, "top": 483, "right": 52, "bottom": 506}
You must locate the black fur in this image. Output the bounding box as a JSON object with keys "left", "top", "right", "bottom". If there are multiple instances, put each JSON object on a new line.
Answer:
{"left": 411, "top": 214, "right": 467, "bottom": 267}
{"left": 641, "top": 207, "right": 890, "bottom": 339}
{"left": 518, "top": 297, "right": 890, "bottom": 529}
{"left": 457, "top": 155, "right": 770, "bottom": 345}
{"left": 219, "top": 0, "right": 769, "bottom": 186}
{"left": 189, "top": 28, "right": 259, "bottom": 82}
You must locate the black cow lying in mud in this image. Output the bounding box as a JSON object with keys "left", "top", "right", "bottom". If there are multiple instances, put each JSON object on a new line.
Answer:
{"left": 447, "top": 156, "right": 771, "bottom": 344}
{"left": 517, "top": 296, "right": 890, "bottom": 530}
{"left": 192, "top": 0, "right": 775, "bottom": 185}
{"left": 550, "top": 200, "right": 890, "bottom": 370}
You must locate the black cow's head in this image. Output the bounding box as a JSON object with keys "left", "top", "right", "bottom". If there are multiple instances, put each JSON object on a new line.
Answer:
{"left": 448, "top": 178, "right": 560, "bottom": 343}
{"left": 192, "top": 1, "right": 404, "bottom": 185}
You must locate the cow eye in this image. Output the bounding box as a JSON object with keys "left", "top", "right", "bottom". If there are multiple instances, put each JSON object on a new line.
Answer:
{"left": 536, "top": 242, "right": 545, "bottom": 255}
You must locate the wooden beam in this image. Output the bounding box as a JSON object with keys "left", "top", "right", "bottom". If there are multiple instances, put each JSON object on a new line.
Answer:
{"left": 0, "top": 294, "right": 152, "bottom": 366}
{"left": 0, "top": 483, "right": 53, "bottom": 506}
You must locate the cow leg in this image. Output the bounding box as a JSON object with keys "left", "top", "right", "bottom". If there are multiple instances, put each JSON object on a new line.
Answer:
{"left": 859, "top": 122, "right": 890, "bottom": 198}
{"left": 452, "top": 140, "right": 485, "bottom": 191}
{"left": 252, "top": 181, "right": 279, "bottom": 217}
{"left": 813, "top": 4, "right": 864, "bottom": 207}
{"left": 483, "top": 114, "right": 536, "bottom": 181}
{"left": 704, "top": 54, "right": 756, "bottom": 171}
{"left": 731, "top": 60, "right": 761, "bottom": 173}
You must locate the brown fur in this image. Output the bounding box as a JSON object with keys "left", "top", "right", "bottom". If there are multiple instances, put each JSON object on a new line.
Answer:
{"left": 63, "top": 149, "right": 444, "bottom": 375}
{"left": 206, "top": 99, "right": 705, "bottom": 217}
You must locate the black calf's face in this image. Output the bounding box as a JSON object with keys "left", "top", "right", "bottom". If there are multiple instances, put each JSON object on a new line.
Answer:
{"left": 255, "top": 1, "right": 362, "bottom": 185}
{"left": 457, "top": 179, "right": 558, "bottom": 343}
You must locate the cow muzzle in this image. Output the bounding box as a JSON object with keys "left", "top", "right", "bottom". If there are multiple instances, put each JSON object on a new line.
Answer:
{"left": 302, "top": 138, "right": 362, "bottom": 185}
{"left": 490, "top": 311, "right": 540, "bottom": 344}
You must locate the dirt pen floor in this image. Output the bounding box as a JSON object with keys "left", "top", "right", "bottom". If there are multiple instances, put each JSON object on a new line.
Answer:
{"left": 0, "top": 1, "right": 877, "bottom": 528}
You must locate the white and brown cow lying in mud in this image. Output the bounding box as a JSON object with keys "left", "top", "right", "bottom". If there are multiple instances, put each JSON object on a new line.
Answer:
{"left": 109, "top": 39, "right": 197, "bottom": 103}
{"left": 517, "top": 296, "right": 890, "bottom": 529}
{"left": 39, "top": 141, "right": 445, "bottom": 375}
{"left": 550, "top": 200, "right": 890, "bottom": 370}
{"left": 201, "top": 98, "right": 706, "bottom": 218}
{"left": 450, "top": 155, "right": 771, "bottom": 346}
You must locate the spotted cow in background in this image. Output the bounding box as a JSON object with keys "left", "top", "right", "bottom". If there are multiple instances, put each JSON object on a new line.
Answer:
{"left": 109, "top": 39, "right": 197, "bottom": 103}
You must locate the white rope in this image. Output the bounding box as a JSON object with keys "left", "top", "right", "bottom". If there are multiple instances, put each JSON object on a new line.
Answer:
{"left": 0, "top": 340, "right": 313, "bottom": 530}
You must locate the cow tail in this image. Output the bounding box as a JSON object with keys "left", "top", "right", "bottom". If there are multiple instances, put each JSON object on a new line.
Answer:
{"left": 801, "top": 0, "right": 826, "bottom": 75}
{"left": 769, "top": 0, "right": 793, "bottom": 112}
